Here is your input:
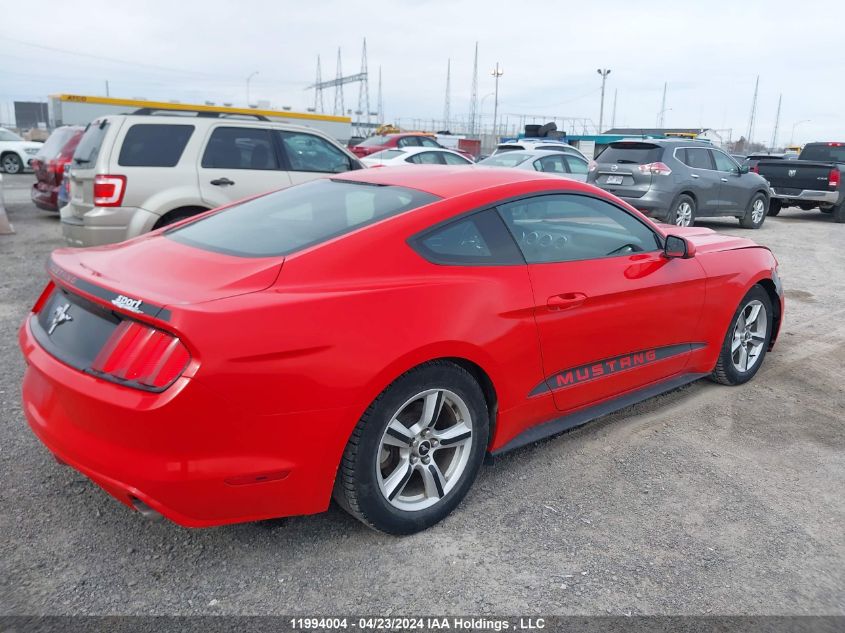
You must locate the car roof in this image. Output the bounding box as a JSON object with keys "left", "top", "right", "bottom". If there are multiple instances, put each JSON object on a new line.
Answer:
{"left": 333, "top": 164, "right": 566, "bottom": 197}
{"left": 91, "top": 113, "right": 328, "bottom": 137}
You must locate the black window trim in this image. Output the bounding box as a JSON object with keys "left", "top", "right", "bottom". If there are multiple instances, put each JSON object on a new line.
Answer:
{"left": 407, "top": 190, "right": 665, "bottom": 267}
{"left": 673, "top": 146, "right": 716, "bottom": 171}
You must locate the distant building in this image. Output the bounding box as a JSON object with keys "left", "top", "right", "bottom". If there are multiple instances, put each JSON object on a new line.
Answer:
{"left": 13, "top": 101, "right": 49, "bottom": 129}
{"left": 604, "top": 127, "right": 725, "bottom": 145}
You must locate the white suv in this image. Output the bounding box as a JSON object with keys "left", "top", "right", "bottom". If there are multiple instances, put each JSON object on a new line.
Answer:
{"left": 493, "top": 139, "right": 587, "bottom": 160}
{"left": 61, "top": 112, "right": 364, "bottom": 247}
{"left": 0, "top": 127, "right": 43, "bottom": 174}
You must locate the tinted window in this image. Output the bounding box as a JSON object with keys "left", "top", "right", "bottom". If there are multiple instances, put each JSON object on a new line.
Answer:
{"left": 398, "top": 137, "right": 420, "bottom": 148}
{"left": 408, "top": 151, "right": 442, "bottom": 164}
{"left": 495, "top": 144, "right": 525, "bottom": 153}
{"left": 118, "top": 124, "right": 193, "bottom": 167}
{"left": 478, "top": 152, "right": 533, "bottom": 167}
{"left": 800, "top": 144, "right": 845, "bottom": 163}
{"left": 597, "top": 143, "right": 662, "bottom": 165}
{"left": 279, "top": 131, "right": 351, "bottom": 173}
{"left": 412, "top": 209, "right": 523, "bottom": 266}
{"left": 442, "top": 152, "right": 471, "bottom": 165}
{"left": 202, "top": 127, "right": 278, "bottom": 170}
{"left": 72, "top": 120, "right": 110, "bottom": 166}
{"left": 419, "top": 137, "right": 441, "bottom": 148}
{"left": 565, "top": 156, "right": 589, "bottom": 174}
{"left": 497, "top": 194, "right": 660, "bottom": 264}
{"left": 681, "top": 147, "right": 714, "bottom": 170}
{"left": 168, "top": 179, "right": 438, "bottom": 257}
{"left": 712, "top": 150, "right": 738, "bottom": 172}
{"left": 534, "top": 155, "right": 568, "bottom": 173}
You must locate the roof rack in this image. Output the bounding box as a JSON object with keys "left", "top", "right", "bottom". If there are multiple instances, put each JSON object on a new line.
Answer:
{"left": 131, "top": 107, "right": 269, "bottom": 121}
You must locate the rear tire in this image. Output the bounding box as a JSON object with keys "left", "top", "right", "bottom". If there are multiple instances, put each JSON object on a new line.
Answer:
{"left": 768, "top": 199, "right": 782, "bottom": 216}
{"left": 710, "top": 285, "right": 773, "bottom": 386}
{"left": 740, "top": 193, "right": 767, "bottom": 229}
{"left": 669, "top": 194, "right": 696, "bottom": 227}
{"left": 334, "top": 361, "right": 489, "bottom": 535}
{"left": 833, "top": 204, "right": 845, "bottom": 223}
{"left": 1, "top": 153, "right": 23, "bottom": 174}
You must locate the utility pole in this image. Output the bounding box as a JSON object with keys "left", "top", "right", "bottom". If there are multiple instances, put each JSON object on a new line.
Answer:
{"left": 596, "top": 69, "right": 611, "bottom": 133}
{"left": 313, "top": 56, "right": 324, "bottom": 113}
{"left": 105, "top": 80, "right": 110, "bottom": 97}
{"left": 377, "top": 66, "right": 383, "bottom": 124}
{"left": 468, "top": 42, "right": 479, "bottom": 135}
{"left": 611, "top": 88, "right": 618, "bottom": 129}
{"left": 443, "top": 58, "right": 451, "bottom": 131}
{"left": 747, "top": 75, "right": 760, "bottom": 146}
{"left": 658, "top": 82, "right": 668, "bottom": 128}
{"left": 491, "top": 63, "right": 503, "bottom": 140}
{"left": 246, "top": 71, "right": 259, "bottom": 106}
{"left": 770, "top": 93, "right": 782, "bottom": 152}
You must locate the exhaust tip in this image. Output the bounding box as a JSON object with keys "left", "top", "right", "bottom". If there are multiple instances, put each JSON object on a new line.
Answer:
{"left": 130, "top": 497, "right": 163, "bottom": 521}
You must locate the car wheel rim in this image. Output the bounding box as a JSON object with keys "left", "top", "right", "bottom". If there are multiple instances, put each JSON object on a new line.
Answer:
{"left": 376, "top": 388, "right": 473, "bottom": 512}
{"left": 2, "top": 157, "right": 19, "bottom": 173}
{"left": 675, "top": 202, "right": 692, "bottom": 226}
{"left": 730, "top": 299, "right": 767, "bottom": 373}
{"left": 751, "top": 199, "right": 765, "bottom": 223}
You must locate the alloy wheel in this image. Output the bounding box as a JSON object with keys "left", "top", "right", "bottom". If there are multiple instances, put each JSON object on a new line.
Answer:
{"left": 2, "top": 155, "right": 21, "bottom": 174}
{"left": 730, "top": 299, "right": 768, "bottom": 373}
{"left": 751, "top": 198, "right": 766, "bottom": 224}
{"left": 376, "top": 389, "right": 473, "bottom": 511}
{"left": 675, "top": 202, "right": 693, "bottom": 226}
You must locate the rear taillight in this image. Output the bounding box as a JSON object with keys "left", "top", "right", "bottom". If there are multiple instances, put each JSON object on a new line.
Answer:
{"left": 829, "top": 168, "right": 840, "bottom": 189}
{"left": 93, "top": 174, "right": 127, "bottom": 207}
{"left": 588, "top": 160, "right": 597, "bottom": 172}
{"left": 32, "top": 281, "right": 55, "bottom": 314}
{"left": 91, "top": 320, "right": 190, "bottom": 390}
{"left": 638, "top": 161, "right": 672, "bottom": 176}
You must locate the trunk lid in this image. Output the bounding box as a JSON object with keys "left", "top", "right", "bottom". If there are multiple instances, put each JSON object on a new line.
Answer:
{"left": 757, "top": 160, "right": 836, "bottom": 192}
{"left": 64, "top": 118, "right": 118, "bottom": 219}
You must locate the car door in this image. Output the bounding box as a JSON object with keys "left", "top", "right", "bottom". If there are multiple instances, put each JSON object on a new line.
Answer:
{"left": 277, "top": 130, "right": 358, "bottom": 185}
{"left": 677, "top": 147, "right": 722, "bottom": 216}
{"left": 563, "top": 155, "right": 589, "bottom": 182}
{"left": 533, "top": 155, "right": 569, "bottom": 176}
{"left": 711, "top": 149, "right": 748, "bottom": 213}
{"left": 496, "top": 193, "right": 707, "bottom": 413}
{"left": 197, "top": 125, "right": 291, "bottom": 208}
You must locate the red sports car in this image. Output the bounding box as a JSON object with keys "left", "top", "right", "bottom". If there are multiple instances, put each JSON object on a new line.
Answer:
{"left": 19, "top": 166, "right": 783, "bottom": 534}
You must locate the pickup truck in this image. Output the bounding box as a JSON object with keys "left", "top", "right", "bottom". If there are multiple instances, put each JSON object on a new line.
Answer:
{"left": 755, "top": 142, "right": 845, "bottom": 222}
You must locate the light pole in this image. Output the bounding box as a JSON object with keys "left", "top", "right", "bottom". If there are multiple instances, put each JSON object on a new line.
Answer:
{"left": 246, "top": 71, "right": 259, "bottom": 106}
{"left": 597, "top": 68, "right": 611, "bottom": 133}
{"left": 789, "top": 119, "right": 810, "bottom": 145}
{"left": 491, "top": 63, "right": 503, "bottom": 140}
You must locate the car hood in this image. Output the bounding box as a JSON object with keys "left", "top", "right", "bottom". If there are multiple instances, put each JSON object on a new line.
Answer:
{"left": 49, "top": 235, "right": 283, "bottom": 308}
{"left": 655, "top": 224, "right": 760, "bottom": 254}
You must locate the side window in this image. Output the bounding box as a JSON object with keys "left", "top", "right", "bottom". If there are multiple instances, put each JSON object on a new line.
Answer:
{"left": 411, "top": 209, "right": 524, "bottom": 266}
{"left": 682, "top": 147, "right": 714, "bottom": 170}
{"left": 497, "top": 194, "right": 661, "bottom": 264}
{"left": 564, "top": 156, "right": 589, "bottom": 175}
{"left": 201, "top": 127, "right": 278, "bottom": 170}
{"left": 419, "top": 137, "right": 441, "bottom": 148}
{"left": 408, "top": 151, "right": 442, "bottom": 165}
{"left": 712, "top": 150, "right": 738, "bottom": 172}
{"left": 119, "top": 124, "right": 194, "bottom": 167}
{"left": 397, "top": 137, "right": 419, "bottom": 148}
{"left": 534, "top": 155, "right": 568, "bottom": 173}
{"left": 278, "top": 131, "right": 352, "bottom": 173}
{"left": 442, "top": 152, "right": 470, "bottom": 165}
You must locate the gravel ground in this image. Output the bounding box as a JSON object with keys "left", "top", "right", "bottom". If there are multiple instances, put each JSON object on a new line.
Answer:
{"left": 0, "top": 173, "right": 843, "bottom": 616}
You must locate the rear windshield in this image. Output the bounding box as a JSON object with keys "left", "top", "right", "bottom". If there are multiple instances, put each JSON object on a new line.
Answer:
{"left": 370, "top": 149, "right": 405, "bottom": 160}
{"left": 800, "top": 144, "right": 845, "bottom": 163}
{"left": 495, "top": 145, "right": 525, "bottom": 153}
{"left": 597, "top": 143, "right": 662, "bottom": 165}
{"left": 73, "top": 120, "right": 110, "bottom": 166}
{"left": 167, "top": 179, "right": 439, "bottom": 257}
{"left": 479, "top": 152, "right": 533, "bottom": 167}
{"left": 118, "top": 124, "right": 194, "bottom": 167}
{"left": 37, "top": 127, "right": 80, "bottom": 160}
{"left": 357, "top": 136, "right": 390, "bottom": 147}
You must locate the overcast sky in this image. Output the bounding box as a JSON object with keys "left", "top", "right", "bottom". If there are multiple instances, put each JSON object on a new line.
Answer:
{"left": 2, "top": 0, "right": 842, "bottom": 145}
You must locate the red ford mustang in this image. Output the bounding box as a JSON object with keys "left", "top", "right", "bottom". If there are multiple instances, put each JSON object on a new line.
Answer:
{"left": 19, "top": 166, "right": 783, "bottom": 534}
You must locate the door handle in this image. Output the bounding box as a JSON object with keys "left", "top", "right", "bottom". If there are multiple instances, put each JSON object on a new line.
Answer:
{"left": 720, "top": 178, "right": 728, "bottom": 182}
{"left": 690, "top": 174, "right": 700, "bottom": 179}
{"left": 210, "top": 178, "right": 235, "bottom": 186}
{"left": 547, "top": 292, "right": 587, "bottom": 310}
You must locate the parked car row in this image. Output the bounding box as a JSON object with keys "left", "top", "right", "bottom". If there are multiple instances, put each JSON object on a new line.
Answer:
{"left": 0, "top": 127, "right": 43, "bottom": 174}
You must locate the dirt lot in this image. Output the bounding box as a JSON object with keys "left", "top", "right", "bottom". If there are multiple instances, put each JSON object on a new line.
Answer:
{"left": 1, "top": 173, "right": 843, "bottom": 616}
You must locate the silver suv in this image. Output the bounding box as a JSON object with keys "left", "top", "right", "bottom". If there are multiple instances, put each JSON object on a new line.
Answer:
{"left": 61, "top": 111, "right": 363, "bottom": 246}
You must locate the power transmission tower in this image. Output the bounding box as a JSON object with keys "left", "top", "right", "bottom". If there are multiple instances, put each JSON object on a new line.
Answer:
{"left": 611, "top": 89, "right": 618, "bottom": 128}
{"left": 658, "top": 82, "right": 668, "bottom": 127}
{"left": 355, "top": 38, "right": 371, "bottom": 136}
{"left": 491, "top": 63, "right": 503, "bottom": 139}
{"left": 333, "top": 48, "right": 344, "bottom": 116}
{"left": 747, "top": 75, "right": 760, "bottom": 146}
{"left": 313, "top": 55, "right": 324, "bottom": 113}
{"left": 377, "top": 66, "right": 383, "bottom": 124}
{"left": 468, "top": 42, "right": 478, "bottom": 135}
{"left": 443, "top": 58, "right": 451, "bottom": 131}
{"left": 770, "top": 93, "right": 782, "bottom": 151}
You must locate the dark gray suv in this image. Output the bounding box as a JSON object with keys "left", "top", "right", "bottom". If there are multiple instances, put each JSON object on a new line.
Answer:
{"left": 587, "top": 139, "right": 771, "bottom": 228}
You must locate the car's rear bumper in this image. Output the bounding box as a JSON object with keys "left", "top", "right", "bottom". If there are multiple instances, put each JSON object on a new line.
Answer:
{"left": 31, "top": 181, "right": 58, "bottom": 212}
{"left": 19, "top": 317, "right": 355, "bottom": 527}
{"left": 769, "top": 188, "right": 839, "bottom": 204}
{"left": 614, "top": 189, "right": 676, "bottom": 221}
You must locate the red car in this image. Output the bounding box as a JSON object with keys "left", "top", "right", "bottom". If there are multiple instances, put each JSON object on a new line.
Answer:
{"left": 19, "top": 166, "right": 783, "bottom": 534}
{"left": 350, "top": 132, "right": 473, "bottom": 160}
{"left": 30, "top": 126, "right": 84, "bottom": 212}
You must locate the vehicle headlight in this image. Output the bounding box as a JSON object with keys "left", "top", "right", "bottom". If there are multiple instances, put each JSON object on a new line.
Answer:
{"left": 25, "top": 148, "right": 39, "bottom": 155}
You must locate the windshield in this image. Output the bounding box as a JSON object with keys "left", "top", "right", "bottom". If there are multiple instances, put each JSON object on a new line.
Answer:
{"left": 167, "top": 179, "right": 439, "bottom": 257}
{"left": 0, "top": 129, "right": 24, "bottom": 142}
{"left": 357, "top": 136, "right": 390, "bottom": 147}
{"left": 478, "top": 152, "right": 533, "bottom": 167}
{"left": 800, "top": 144, "right": 845, "bottom": 163}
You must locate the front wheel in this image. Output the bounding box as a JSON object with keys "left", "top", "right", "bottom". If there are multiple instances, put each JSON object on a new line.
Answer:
{"left": 740, "top": 193, "right": 767, "bottom": 229}
{"left": 710, "top": 285, "right": 773, "bottom": 386}
{"left": 334, "top": 362, "right": 489, "bottom": 535}
{"left": 1, "top": 153, "right": 23, "bottom": 174}
{"left": 669, "top": 194, "right": 696, "bottom": 227}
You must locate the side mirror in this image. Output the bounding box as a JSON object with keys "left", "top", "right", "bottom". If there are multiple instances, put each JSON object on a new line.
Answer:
{"left": 664, "top": 234, "right": 696, "bottom": 259}
{"left": 739, "top": 164, "right": 750, "bottom": 174}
